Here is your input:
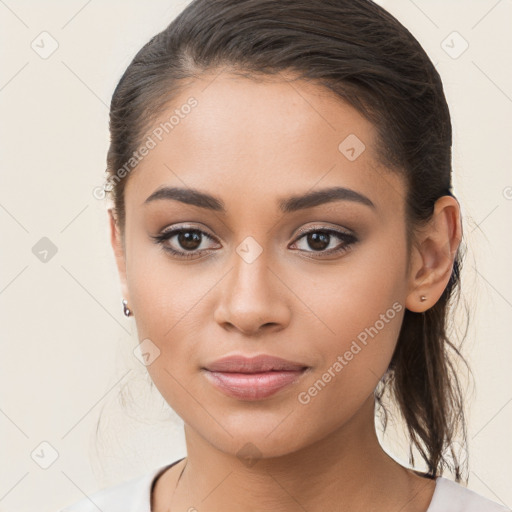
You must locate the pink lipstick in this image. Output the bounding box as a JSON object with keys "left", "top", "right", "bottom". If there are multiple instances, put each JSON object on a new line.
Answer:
{"left": 202, "top": 354, "right": 309, "bottom": 400}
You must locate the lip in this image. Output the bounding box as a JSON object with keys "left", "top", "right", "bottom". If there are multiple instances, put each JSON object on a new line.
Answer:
{"left": 204, "top": 354, "right": 308, "bottom": 373}
{"left": 202, "top": 354, "right": 310, "bottom": 401}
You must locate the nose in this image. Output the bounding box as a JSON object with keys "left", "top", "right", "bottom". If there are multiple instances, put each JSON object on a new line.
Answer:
{"left": 213, "top": 249, "right": 291, "bottom": 336}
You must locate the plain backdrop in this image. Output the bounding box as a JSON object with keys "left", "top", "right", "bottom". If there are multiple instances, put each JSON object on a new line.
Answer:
{"left": 0, "top": 1, "right": 511, "bottom": 511}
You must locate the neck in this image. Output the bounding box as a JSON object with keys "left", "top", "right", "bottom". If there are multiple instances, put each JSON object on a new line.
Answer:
{"left": 168, "top": 394, "right": 435, "bottom": 512}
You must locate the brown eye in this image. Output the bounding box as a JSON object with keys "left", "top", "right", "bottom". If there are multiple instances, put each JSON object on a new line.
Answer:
{"left": 176, "top": 230, "right": 202, "bottom": 250}
{"left": 151, "top": 226, "right": 219, "bottom": 259}
{"left": 291, "top": 228, "right": 357, "bottom": 257}
{"left": 305, "top": 232, "right": 330, "bottom": 251}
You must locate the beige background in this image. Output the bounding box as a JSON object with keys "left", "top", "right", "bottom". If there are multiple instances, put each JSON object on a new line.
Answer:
{"left": 0, "top": 1, "right": 511, "bottom": 511}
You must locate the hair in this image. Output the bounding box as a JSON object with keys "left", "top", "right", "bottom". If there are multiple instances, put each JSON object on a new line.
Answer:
{"left": 105, "top": 0, "right": 471, "bottom": 483}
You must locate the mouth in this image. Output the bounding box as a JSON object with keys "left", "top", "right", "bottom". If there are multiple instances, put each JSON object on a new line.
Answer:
{"left": 202, "top": 354, "right": 310, "bottom": 400}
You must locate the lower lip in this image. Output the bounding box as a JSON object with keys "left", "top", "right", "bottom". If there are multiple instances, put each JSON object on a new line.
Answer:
{"left": 204, "top": 369, "right": 307, "bottom": 400}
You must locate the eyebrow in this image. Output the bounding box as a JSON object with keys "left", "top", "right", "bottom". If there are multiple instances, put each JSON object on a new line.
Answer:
{"left": 143, "top": 186, "right": 376, "bottom": 213}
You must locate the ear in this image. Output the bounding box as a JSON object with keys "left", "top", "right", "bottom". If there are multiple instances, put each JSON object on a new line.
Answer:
{"left": 108, "top": 208, "right": 130, "bottom": 305}
{"left": 405, "top": 195, "right": 462, "bottom": 312}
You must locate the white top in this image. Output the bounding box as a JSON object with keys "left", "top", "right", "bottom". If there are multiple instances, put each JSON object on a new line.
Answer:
{"left": 59, "top": 460, "right": 511, "bottom": 512}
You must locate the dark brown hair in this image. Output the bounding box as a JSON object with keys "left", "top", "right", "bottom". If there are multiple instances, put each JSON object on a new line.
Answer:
{"left": 105, "top": 0, "right": 470, "bottom": 483}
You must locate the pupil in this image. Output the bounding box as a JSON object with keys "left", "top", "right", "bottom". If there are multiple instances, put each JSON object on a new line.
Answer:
{"left": 308, "top": 232, "right": 329, "bottom": 251}
{"left": 179, "top": 230, "right": 201, "bottom": 250}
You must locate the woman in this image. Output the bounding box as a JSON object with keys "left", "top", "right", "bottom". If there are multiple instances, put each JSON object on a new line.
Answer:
{"left": 60, "top": 0, "right": 510, "bottom": 510}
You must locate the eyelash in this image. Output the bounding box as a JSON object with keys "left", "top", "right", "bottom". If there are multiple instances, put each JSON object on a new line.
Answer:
{"left": 150, "top": 225, "right": 357, "bottom": 260}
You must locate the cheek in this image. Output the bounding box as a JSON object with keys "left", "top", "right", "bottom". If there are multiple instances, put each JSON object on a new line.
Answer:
{"left": 125, "top": 230, "right": 199, "bottom": 338}
{"left": 294, "top": 230, "right": 407, "bottom": 393}
{"left": 298, "top": 231, "right": 406, "bottom": 333}
{"left": 125, "top": 237, "right": 215, "bottom": 379}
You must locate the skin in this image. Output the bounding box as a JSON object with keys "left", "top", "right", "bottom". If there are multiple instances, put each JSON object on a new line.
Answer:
{"left": 109, "top": 70, "right": 462, "bottom": 512}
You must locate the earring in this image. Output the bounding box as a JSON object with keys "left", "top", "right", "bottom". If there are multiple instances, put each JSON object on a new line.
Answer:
{"left": 420, "top": 295, "right": 427, "bottom": 302}
{"left": 122, "top": 298, "right": 132, "bottom": 317}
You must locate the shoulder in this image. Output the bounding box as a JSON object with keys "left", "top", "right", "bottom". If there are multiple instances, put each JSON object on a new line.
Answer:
{"left": 428, "top": 476, "right": 511, "bottom": 512}
{"left": 57, "top": 462, "right": 179, "bottom": 512}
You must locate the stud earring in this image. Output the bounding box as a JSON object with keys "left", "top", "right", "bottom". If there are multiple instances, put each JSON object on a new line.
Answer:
{"left": 420, "top": 295, "right": 427, "bottom": 302}
{"left": 122, "top": 298, "right": 132, "bottom": 317}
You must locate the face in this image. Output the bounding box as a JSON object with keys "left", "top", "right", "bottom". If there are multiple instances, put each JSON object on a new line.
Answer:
{"left": 111, "top": 71, "right": 414, "bottom": 457}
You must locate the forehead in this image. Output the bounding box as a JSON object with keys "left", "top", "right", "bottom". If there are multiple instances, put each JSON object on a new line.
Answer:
{"left": 125, "top": 71, "right": 406, "bottom": 216}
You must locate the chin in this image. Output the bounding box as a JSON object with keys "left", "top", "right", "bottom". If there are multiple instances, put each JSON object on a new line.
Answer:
{"left": 188, "top": 412, "right": 320, "bottom": 461}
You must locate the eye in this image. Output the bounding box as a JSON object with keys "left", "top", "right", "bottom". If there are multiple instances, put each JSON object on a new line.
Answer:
{"left": 151, "top": 224, "right": 358, "bottom": 261}
{"left": 290, "top": 227, "right": 357, "bottom": 258}
{"left": 150, "top": 225, "right": 220, "bottom": 260}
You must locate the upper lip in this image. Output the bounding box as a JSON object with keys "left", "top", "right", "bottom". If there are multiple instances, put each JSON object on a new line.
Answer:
{"left": 204, "top": 354, "right": 308, "bottom": 373}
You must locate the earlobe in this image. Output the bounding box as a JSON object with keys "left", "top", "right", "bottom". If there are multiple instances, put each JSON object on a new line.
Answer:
{"left": 108, "top": 208, "right": 130, "bottom": 305}
{"left": 405, "top": 196, "right": 462, "bottom": 313}
{"left": 405, "top": 242, "right": 431, "bottom": 312}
